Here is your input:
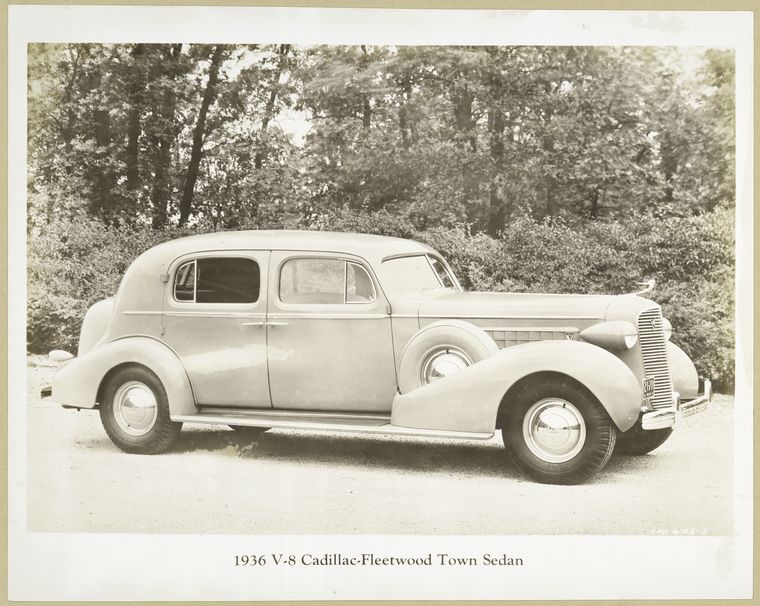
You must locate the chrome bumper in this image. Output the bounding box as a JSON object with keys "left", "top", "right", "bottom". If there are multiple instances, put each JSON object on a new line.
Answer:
{"left": 641, "top": 378, "right": 712, "bottom": 431}
{"left": 678, "top": 378, "right": 713, "bottom": 417}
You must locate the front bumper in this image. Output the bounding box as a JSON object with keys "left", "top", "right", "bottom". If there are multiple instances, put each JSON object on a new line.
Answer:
{"left": 641, "top": 378, "right": 712, "bottom": 431}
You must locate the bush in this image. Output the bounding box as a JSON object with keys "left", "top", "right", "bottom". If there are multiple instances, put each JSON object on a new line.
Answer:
{"left": 28, "top": 208, "right": 735, "bottom": 392}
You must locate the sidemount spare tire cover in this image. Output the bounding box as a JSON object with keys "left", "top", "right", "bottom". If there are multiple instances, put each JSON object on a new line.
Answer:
{"left": 398, "top": 320, "right": 499, "bottom": 394}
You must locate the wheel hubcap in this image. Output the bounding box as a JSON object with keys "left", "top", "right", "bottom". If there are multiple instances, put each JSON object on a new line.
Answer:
{"left": 113, "top": 381, "right": 158, "bottom": 437}
{"left": 522, "top": 398, "right": 586, "bottom": 463}
{"left": 421, "top": 347, "right": 472, "bottom": 385}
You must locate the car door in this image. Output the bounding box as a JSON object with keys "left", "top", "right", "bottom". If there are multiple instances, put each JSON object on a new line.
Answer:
{"left": 266, "top": 251, "right": 397, "bottom": 412}
{"left": 161, "top": 250, "right": 271, "bottom": 408}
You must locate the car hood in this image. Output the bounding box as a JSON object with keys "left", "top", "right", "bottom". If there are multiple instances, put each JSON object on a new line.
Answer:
{"left": 409, "top": 290, "right": 618, "bottom": 321}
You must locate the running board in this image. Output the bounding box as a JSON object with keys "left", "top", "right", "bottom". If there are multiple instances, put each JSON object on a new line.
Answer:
{"left": 171, "top": 409, "right": 494, "bottom": 441}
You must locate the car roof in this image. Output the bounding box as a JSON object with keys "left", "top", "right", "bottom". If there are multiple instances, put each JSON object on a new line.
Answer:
{"left": 144, "top": 229, "right": 434, "bottom": 263}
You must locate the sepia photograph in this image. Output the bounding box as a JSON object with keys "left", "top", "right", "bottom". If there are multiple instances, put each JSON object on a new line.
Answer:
{"left": 8, "top": 5, "right": 753, "bottom": 602}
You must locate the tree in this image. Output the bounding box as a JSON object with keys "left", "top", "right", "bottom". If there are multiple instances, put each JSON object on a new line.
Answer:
{"left": 179, "top": 44, "right": 227, "bottom": 225}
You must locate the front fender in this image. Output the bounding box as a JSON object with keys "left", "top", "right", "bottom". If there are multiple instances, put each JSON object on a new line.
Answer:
{"left": 52, "top": 336, "right": 197, "bottom": 416}
{"left": 390, "top": 340, "right": 642, "bottom": 434}
{"left": 667, "top": 341, "right": 699, "bottom": 399}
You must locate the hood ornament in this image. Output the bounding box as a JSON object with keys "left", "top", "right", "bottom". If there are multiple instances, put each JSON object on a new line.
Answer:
{"left": 633, "top": 279, "right": 656, "bottom": 296}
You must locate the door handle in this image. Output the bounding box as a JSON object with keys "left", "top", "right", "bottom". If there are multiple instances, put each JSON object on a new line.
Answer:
{"left": 242, "top": 321, "right": 265, "bottom": 327}
{"left": 265, "top": 321, "right": 289, "bottom": 327}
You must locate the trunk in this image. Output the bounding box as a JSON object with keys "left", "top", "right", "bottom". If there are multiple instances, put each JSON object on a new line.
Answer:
{"left": 590, "top": 187, "right": 600, "bottom": 220}
{"left": 542, "top": 110, "right": 555, "bottom": 219}
{"left": 150, "top": 137, "right": 170, "bottom": 229}
{"left": 125, "top": 44, "right": 145, "bottom": 193}
{"left": 452, "top": 86, "right": 477, "bottom": 152}
{"left": 360, "top": 45, "right": 372, "bottom": 131}
{"left": 60, "top": 45, "right": 85, "bottom": 153}
{"left": 486, "top": 107, "right": 506, "bottom": 236}
{"left": 91, "top": 108, "right": 113, "bottom": 220}
{"left": 179, "top": 44, "right": 225, "bottom": 225}
{"left": 254, "top": 44, "right": 290, "bottom": 170}
{"left": 660, "top": 133, "right": 677, "bottom": 203}
{"left": 150, "top": 44, "right": 182, "bottom": 229}
{"left": 545, "top": 181, "right": 554, "bottom": 219}
{"left": 398, "top": 76, "right": 412, "bottom": 149}
{"left": 362, "top": 97, "right": 372, "bottom": 130}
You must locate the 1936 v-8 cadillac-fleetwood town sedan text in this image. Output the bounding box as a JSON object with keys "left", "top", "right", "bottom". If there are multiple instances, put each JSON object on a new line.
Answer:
{"left": 50, "top": 230, "right": 712, "bottom": 484}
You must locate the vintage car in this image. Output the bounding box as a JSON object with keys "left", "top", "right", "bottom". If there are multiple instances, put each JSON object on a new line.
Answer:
{"left": 49, "top": 230, "right": 712, "bottom": 484}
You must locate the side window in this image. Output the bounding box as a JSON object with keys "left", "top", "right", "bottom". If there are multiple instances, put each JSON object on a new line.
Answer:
{"left": 173, "top": 257, "right": 260, "bottom": 304}
{"left": 279, "top": 258, "right": 376, "bottom": 304}
{"left": 174, "top": 261, "right": 196, "bottom": 301}
{"left": 346, "top": 262, "right": 376, "bottom": 303}
{"left": 428, "top": 256, "right": 455, "bottom": 289}
{"left": 280, "top": 258, "right": 345, "bottom": 304}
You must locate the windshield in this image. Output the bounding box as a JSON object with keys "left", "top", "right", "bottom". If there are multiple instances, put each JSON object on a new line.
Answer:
{"left": 381, "top": 255, "right": 461, "bottom": 295}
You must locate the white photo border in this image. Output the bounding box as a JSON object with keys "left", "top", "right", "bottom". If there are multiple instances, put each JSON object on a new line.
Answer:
{"left": 8, "top": 6, "right": 753, "bottom": 601}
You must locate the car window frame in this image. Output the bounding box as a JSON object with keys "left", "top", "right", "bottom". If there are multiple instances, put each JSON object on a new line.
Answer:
{"left": 277, "top": 255, "right": 379, "bottom": 306}
{"left": 379, "top": 252, "right": 463, "bottom": 294}
{"left": 169, "top": 252, "right": 263, "bottom": 307}
{"left": 345, "top": 260, "right": 377, "bottom": 304}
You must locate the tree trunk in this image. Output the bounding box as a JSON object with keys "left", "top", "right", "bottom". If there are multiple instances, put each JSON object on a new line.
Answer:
{"left": 452, "top": 85, "right": 477, "bottom": 152}
{"left": 542, "top": 109, "right": 555, "bottom": 219}
{"left": 660, "top": 133, "right": 677, "bottom": 203}
{"left": 486, "top": 106, "right": 506, "bottom": 236}
{"left": 590, "top": 187, "right": 600, "bottom": 219}
{"left": 125, "top": 44, "right": 145, "bottom": 194}
{"left": 254, "top": 44, "right": 290, "bottom": 171}
{"left": 150, "top": 136, "right": 170, "bottom": 228}
{"left": 91, "top": 108, "right": 112, "bottom": 220}
{"left": 61, "top": 45, "right": 86, "bottom": 154}
{"left": 398, "top": 76, "right": 412, "bottom": 149}
{"left": 360, "top": 45, "right": 372, "bottom": 131}
{"left": 179, "top": 44, "right": 225, "bottom": 225}
{"left": 150, "top": 44, "right": 182, "bottom": 229}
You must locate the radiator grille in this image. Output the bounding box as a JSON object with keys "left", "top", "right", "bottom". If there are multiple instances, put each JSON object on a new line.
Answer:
{"left": 485, "top": 328, "right": 579, "bottom": 349}
{"left": 637, "top": 307, "right": 673, "bottom": 410}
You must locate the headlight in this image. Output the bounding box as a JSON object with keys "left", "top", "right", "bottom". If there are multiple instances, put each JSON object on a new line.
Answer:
{"left": 579, "top": 321, "right": 638, "bottom": 350}
{"left": 662, "top": 317, "right": 672, "bottom": 341}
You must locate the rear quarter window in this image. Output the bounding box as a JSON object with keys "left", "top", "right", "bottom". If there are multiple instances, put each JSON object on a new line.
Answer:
{"left": 173, "top": 257, "right": 260, "bottom": 304}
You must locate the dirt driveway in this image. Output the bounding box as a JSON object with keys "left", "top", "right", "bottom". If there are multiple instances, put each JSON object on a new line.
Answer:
{"left": 25, "top": 356, "right": 734, "bottom": 535}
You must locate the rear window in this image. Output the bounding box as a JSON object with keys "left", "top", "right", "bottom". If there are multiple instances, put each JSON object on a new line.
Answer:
{"left": 173, "top": 258, "right": 260, "bottom": 304}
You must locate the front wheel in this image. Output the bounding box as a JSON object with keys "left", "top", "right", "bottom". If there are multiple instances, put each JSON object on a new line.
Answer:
{"left": 100, "top": 366, "right": 182, "bottom": 454}
{"left": 500, "top": 378, "right": 616, "bottom": 485}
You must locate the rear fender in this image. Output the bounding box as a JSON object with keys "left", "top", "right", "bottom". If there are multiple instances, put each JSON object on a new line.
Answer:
{"left": 390, "top": 340, "right": 642, "bottom": 434}
{"left": 52, "top": 336, "right": 197, "bottom": 416}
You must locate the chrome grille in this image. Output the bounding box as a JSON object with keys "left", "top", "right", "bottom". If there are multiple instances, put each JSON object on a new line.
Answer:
{"left": 485, "top": 327, "right": 579, "bottom": 349}
{"left": 637, "top": 307, "right": 673, "bottom": 410}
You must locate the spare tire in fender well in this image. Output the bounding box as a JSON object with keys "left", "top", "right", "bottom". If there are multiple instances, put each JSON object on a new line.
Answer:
{"left": 397, "top": 320, "right": 499, "bottom": 394}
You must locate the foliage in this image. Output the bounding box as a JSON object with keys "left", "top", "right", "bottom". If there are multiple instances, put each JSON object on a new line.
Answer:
{"left": 26, "top": 43, "right": 737, "bottom": 391}
{"left": 28, "top": 44, "right": 734, "bottom": 233}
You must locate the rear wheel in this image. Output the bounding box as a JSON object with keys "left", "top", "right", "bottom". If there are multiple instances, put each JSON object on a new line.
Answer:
{"left": 616, "top": 423, "right": 673, "bottom": 455}
{"left": 100, "top": 366, "right": 182, "bottom": 454}
{"left": 500, "top": 377, "right": 616, "bottom": 485}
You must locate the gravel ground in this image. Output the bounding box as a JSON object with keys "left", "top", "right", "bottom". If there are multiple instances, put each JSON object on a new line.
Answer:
{"left": 26, "top": 355, "right": 735, "bottom": 535}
